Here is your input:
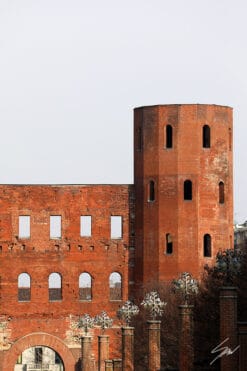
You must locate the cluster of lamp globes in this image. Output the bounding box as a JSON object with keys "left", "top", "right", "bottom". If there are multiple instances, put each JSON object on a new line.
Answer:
{"left": 77, "top": 272, "right": 200, "bottom": 333}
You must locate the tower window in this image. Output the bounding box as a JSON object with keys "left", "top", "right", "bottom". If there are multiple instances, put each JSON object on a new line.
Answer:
{"left": 148, "top": 180, "right": 155, "bottom": 202}
{"left": 18, "top": 273, "right": 31, "bottom": 302}
{"left": 203, "top": 125, "right": 211, "bottom": 148}
{"left": 109, "top": 272, "right": 122, "bottom": 300}
{"left": 184, "top": 180, "right": 192, "bottom": 200}
{"left": 219, "top": 181, "right": 225, "bottom": 204}
{"left": 49, "top": 272, "right": 62, "bottom": 301}
{"left": 166, "top": 233, "right": 173, "bottom": 254}
{"left": 166, "top": 125, "right": 173, "bottom": 148}
{"left": 137, "top": 127, "right": 143, "bottom": 150}
{"left": 229, "top": 128, "right": 232, "bottom": 151}
{"left": 203, "top": 234, "right": 211, "bottom": 257}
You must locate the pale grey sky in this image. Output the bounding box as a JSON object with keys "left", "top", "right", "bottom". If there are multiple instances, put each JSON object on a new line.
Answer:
{"left": 0, "top": 0, "right": 246, "bottom": 222}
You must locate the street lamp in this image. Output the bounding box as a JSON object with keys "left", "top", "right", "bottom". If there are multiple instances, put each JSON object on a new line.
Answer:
{"left": 77, "top": 314, "right": 95, "bottom": 371}
{"left": 173, "top": 272, "right": 198, "bottom": 304}
{"left": 118, "top": 300, "right": 139, "bottom": 326}
{"left": 141, "top": 291, "right": 166, "bottom": 320}
{"left": 77, "top": 313, "right": 95, "bottom": 334}
{"left": 94, "top": 311, "right": 113, "bottom": 333}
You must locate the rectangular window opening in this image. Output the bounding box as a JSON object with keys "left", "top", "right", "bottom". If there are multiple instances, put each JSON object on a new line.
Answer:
{"left": 166, "top": 233, "right": 173, "bottom": 254}
{"left": 19, "top": 216, "right": 30, "bottom": 239}
{"left": 80, "top": 216, "right": 92, "bottom": 237}
{"left": 50, "top": 215, "right": 62, "bottom": 239}
{"left": 111, "top": 216, "right": 122, "bottom": 239}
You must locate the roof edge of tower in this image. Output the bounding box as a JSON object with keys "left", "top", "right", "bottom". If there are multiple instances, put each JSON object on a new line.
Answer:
{"left": 134, "top": 103, "right": 233, "bottom": 110}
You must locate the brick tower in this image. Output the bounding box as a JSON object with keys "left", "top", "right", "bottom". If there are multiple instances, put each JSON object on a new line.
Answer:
{"left": 134, "top": 104, "right": 233, "bottom": 286}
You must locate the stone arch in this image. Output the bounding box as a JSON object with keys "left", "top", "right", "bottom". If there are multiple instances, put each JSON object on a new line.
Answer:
{"left": 2, "top": 332, "right": 76, "bottom": 371}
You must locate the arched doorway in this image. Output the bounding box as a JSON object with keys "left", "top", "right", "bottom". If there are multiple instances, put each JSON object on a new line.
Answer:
{"left": 14, "top": 345, "right": 64, "bottom": 370}
{"left": 2, "top": 332, "right": 76, "bottom": 371}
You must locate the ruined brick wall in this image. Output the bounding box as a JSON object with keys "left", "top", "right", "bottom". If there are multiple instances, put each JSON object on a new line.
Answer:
{"left": 0, "top": 184, "right": 132, "bottom": 368}
{"left": 134, "top": 104, "right": 233, "bottom": 286}
{"left": 0, "top": 103, "right": 234, "bottom": 368}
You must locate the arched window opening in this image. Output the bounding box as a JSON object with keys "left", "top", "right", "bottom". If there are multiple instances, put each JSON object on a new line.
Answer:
{"left": 166, "top": 233, "right": 173, "bottom": 254}
{"left": 149, "top": 180, "right": 155, "bottom": 202}
{"left": 219, "top": 181, "right": 225, "bottom": 204}
{"left": 184, "top": 180, "right": 192, "bottom": 200}
{"left": 203, "top": 234, "right": 212, "bottom": 257}
{"left": 109, "top": 272, "right": 122, "bottom": 300}
{"left": 79, "top": 273, "right": 92, "bottom": 300}
{"left": 18, "top": 273, "right": 31, "bottom": 302}
{"left": 49, "top": 272, "right": 62, "bottom": 301}
{"left": 203, "top": 125, "right": 211, "bottom": 148}
{"left": 166, "top": 125, "right": 173, "bottom": 148}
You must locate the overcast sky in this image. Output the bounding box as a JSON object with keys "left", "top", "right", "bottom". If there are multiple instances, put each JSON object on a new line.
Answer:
{"left": 0, "top": 0, "right": 246, "bottom": 222}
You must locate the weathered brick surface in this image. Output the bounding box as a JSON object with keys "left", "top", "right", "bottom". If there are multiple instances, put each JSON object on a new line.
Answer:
{"left": 134, "top": 104, "right": 233, "bottom": 286}
{"left": 0, "top": 104, "right": 233, "bottom": 368}
{"left": 0, "top": 185, "right": 132, "bottom": 368}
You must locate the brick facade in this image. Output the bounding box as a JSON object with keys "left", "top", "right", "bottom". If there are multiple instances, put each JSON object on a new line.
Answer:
{"left": 0, "top": 104, "right": 233, "bottom": 369}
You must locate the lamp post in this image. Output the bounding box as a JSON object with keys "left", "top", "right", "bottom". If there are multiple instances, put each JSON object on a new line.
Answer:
{"left": 94, "top": 311, "right": 113, "bottom": 371}
{"left": 173, "top": 272, "right": 198, "bottom": 305}
{"left": 78, "top": 314, "right": 95, "bottom": 371}
{"left": 141, "top": 291, "right": 166, "bottom": 371}
{"left": 173, "top": 272, "right": 198, "bottom": 371}
{"left": 118, "top": 301, "right": 139, "bottom": 371}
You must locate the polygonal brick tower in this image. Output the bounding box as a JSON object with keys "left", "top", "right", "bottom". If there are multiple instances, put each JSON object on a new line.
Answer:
{"left": 134, "top": 104, "right": 233, "bottom": 287}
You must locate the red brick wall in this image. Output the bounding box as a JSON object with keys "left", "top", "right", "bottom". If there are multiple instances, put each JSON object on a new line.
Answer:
{"left": 0, "top": 104, "right": 234, "bottom": 367}
{"left": 0, "top": 184, "right": 132, "bottom": 367}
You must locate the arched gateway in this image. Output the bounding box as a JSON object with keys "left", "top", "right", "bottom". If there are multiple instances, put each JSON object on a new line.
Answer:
{"left": 2, "top": 332, "right": 77, "bottom": 371}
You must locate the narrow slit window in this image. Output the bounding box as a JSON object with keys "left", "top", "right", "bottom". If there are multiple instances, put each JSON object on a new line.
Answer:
{"left": 184, "top": 180, "right": 192, "bottom": 200}
{"left": 219, "top": 181, "right": 225, "bottom": 204}
{"left": 19, "top": 216, "right": 30, "bottom": 239}
{"left": 49, "top": 272, "right": 62, "bottom": 301}
{"left": 80, "top": 216, "right": 92, "bottom": 237}
{"left": 79, "top": 272, "right": 92, "bottom": 300}
{"left": 111, "top": 216, "right": 122, "bottom": 239}
{"left": 229, "top": 128, "right": 232, "bottom": 151}
{"left": 203, "top": 234, "right": 211, "bottom": 257}
{"left": 50, "top": 216, "right": 61, "bottom": 239}
{"left": 166, "top": 233, "right": 173, "bottom": 254}
{"left": 203, "top": 125, "right": 211, "bottom": 148}
{"left": 18, "top": 273, "right": 31, "bottom": 301}
{"left": 149, "top": 180, "right": 155, "bottom": 201}
{"left": 137, "top": 127, "right": 143, "bottom": 150}
{"left": 109, "top": 272, "right": 122, "bottom": 300}
{"left": 166, "top": 125, "right": 173, "bottom": 148}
